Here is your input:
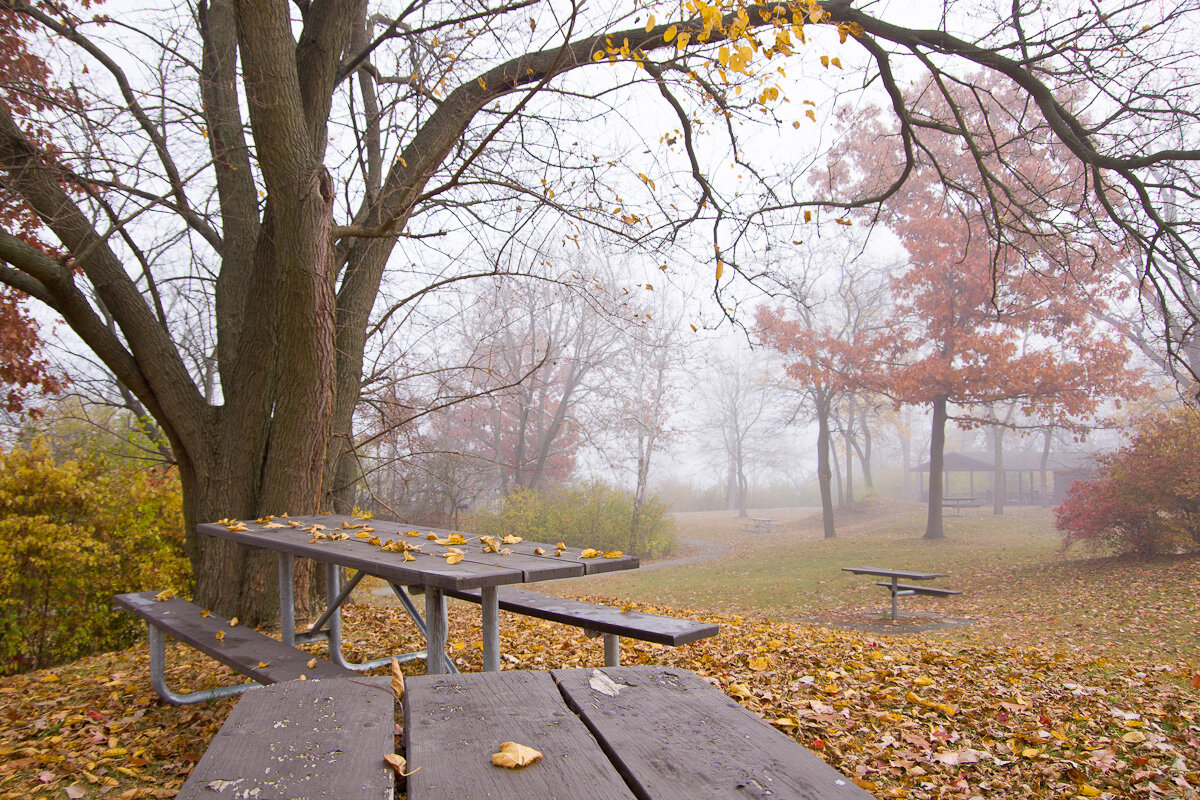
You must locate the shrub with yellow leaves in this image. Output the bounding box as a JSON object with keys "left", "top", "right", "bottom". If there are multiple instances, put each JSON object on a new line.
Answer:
{"left": 0, "top": 439, "right": 189, "bottom": 674}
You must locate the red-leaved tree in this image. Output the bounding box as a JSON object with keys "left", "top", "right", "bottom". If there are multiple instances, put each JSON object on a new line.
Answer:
{"left": 1056, "top": 411, "right": 1200, "bottom": 558}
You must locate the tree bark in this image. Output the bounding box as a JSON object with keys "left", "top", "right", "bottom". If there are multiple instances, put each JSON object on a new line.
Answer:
{"left": 924, "top": 395, "right": 949, "bottom": 540}
{"left": 815, "top": 391, "right": 836, "bottom": 539}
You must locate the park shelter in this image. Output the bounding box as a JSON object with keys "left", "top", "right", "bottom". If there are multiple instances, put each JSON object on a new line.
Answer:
{"left": 911, "top": 451, "right": 1098, "bottom": 505}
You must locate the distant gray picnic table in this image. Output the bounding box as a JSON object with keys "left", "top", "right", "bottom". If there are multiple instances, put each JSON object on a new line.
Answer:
{"left": 841, "top": 566, "right": 956, "bottom": 621}
{"left": 197, "top": 515, "right": 639, "bottom": 674}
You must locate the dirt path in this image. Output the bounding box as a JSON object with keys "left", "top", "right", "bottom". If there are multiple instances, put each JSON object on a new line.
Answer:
{"left": 636, "top": 536, "right": 731, "bottom": 571}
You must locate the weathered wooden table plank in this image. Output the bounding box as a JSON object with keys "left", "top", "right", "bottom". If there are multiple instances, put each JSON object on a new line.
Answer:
{"left": 553, "top": 666, "right": 874, "bottom": 800}
{"left": 404, "top": 670, "right": 637, "bottom": 800}
{"left": 176, "top": 677, "right": 393, "bottom": 800}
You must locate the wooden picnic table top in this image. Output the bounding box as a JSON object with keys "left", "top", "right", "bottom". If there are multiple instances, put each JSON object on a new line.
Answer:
{"left": 842, "top": 566, "right": 946, "bottom": 581}
{"left": 404, "top": 666, "right": 872, "bottom": 800}
{"left": 197, "top": 515, "right": 639, "bottom": 591}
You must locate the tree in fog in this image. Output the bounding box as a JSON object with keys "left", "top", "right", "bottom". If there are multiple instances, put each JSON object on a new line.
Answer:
{"left": 3, "top": 0, "right": 1198, "bottom": 616}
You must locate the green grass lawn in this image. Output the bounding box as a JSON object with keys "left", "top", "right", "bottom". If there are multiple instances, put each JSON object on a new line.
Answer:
{"left": 554, "top": 500, "right": 1200, "bottom": 664}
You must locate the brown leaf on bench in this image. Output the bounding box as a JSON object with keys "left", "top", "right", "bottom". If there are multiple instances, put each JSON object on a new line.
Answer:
{"left": 491, "top": 741, "right": 543, "bottom": 769}
{"left": 384, "top": 753, "right": 420, "bottom": 777}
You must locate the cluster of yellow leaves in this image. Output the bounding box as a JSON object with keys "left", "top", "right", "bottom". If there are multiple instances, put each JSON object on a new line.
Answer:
{"left": 238, "top": 517, "right": 626, "bottom": 564}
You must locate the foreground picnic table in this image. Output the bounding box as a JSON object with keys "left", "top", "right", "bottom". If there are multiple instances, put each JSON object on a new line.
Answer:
{"left": 842, "top": 566, "right": 959, "bottom": 621}
{"left": 197, "top": 515, "right": 640, "bottom": 675}
{"left": 405, "top": 665, "right": 873, "bottom": 800}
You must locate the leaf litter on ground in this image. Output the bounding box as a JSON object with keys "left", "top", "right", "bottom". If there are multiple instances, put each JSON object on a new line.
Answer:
{"left": 1, "top": 594, "right": 1197, "bottom": 799}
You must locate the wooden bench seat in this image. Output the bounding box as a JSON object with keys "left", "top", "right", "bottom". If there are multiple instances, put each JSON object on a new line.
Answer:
{"left": 441, "top": 586, "right": 718, "bottom": 666}
{"left": 875, "top": 582, "right": 962, "bottom": 597}
{"left": 177, "top": 676, "right": 393, "bottom": 800}
{"left": 403, "top": 666, "right": 872, "bottom": 800}
{"left": 115, "top": 591, "right": 355, "bottom": 704}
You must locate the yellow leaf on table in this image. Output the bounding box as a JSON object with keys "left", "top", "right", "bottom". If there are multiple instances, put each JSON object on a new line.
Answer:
{"left": 154, "top": 589, "right": 175, "bottom": 602}
{"left": 257, "top": 661, "right": 269, "bottom": 668}
{"left": 481, "top": 536, "right": 501, "bottom": 553}
{"left": 306, "top": 658, "right": 318, "bottom": 670}
{"left": 404, "top": 552, "right": 416, "bottom": 562}
{"left": 491, "top": 741, "right": 543, "bottom": 769}
{"left": 580, "top": 548, "right": 601, "bottom": 558}
{"left": 391, "top": 657, "right": 405, "bottom": 700}
{"left": 229, "top": 617, "right": 238, "bottom": 627}
{"left": 555, "top": 542, "right": 566, "bottom": 550}
{"left": 534, "top": 547, "right": 546, "bottom": 555}
{"left": 501, "top": 534, "right": 523, "bottom": 544}
{"left": 446, "top": 553, "right": 464, "bottom": 565}
{"left": 215, "top": 630, "right": 225, "bottom": 642}
{"left": 446, "top": 533, "right": 468, "bottom": 545}
{"left": 200, "top": 609, "right": 210, "bottom": 617}
{"left": 603, "top": 550, "right": 623, "bottom": 558}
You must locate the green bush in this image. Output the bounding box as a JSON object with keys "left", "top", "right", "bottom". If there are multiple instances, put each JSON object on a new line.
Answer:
{"left": 0, "top": 439, "right": 190, "bottom": 674}
{"left": 467, "top": 482, "right": 676, "bottom": 559}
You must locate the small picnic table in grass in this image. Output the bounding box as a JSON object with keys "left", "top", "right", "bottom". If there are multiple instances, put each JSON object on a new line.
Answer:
{"left": 842, "top": 566, "right": 961, "bottom": 622}
{"left": 743, "top": 517, "right": 781, "bottom": 533}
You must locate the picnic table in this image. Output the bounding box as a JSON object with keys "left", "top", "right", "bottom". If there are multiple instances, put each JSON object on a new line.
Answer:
{"left": 196, "top": 515, "right": 640, "bottom": 675}
{"left": 743, "top": 517, "right": 781, "bottom": 533}
{"left": 842, "top": 566, "right": 960, "bottom": 621}
{"left": 942, "top": 496, "right": 984, "bottom": 515}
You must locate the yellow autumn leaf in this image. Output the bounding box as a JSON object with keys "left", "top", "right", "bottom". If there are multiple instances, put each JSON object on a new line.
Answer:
{"left": 580, "top": 548, "right": 601, "bottom": 558}
{"left": 533, "top": 547, "right": 546, "bottom": 555}
{"left": 215, "top": 630, "right": 225, "bottom": 642}
{"left": 727, "top": 682, "right": 753, "bottom": 699}
{"left": 404, "top": 552, "right": 416, "bottom": 562}
{"left": 805, "top": 108, "right": 816, "bottom": 122}
{"left": 555, "top": 541, "right": 566, "bottom": 550}
{"left": 481, "top": 536, "right": 501, "bottom": 553}
{"left": 491, "top": 741, "right": 543, "bottom": 769}
{"left": 1122, "top": 730, "right": 1147, "bottom": 744}
{"left": 306, "top": 658, "right": 317, "bottom": 669}
{"left": 446, "top": 553, "right": 464, "bottom": 565}
{"left": 257, "top": 661, "right": 269, "bottom": 668}
{"left": 446, "top": 533, "right": 468, "bottom": 545}
{"left": 914, "top": 676, "right": 933, "bottom": 686}
{"left": 154, "top": 589, "right": 175, "bottom": 602}
{"left": 748, "top": 656, "right": 770, "bottom": 671}
{"left": 383, "top": 753, "right": 419, "bottom": 776}
{"left": 501, "top": 534, "right": 523, "bottom": 544}
{"left": 200, "top": 609, "right": 210, "bottom": 617}
{"left": 663, "top": 24, "right": 677, "bottom": 42}
{"left": 391, "top": 657, "right": 405, "bottom": 700}
{"left": 603, "top": 550, "right": 623, "bottom": 558}
{"left": 1077, "top": 785, "right": 1102, "bottom": 798}
{"left": 675, "top": 31, "right": 690, "bottom": 49}
{"left": 644, "top": 14, "right": 655, "bottom": 31}
{"left": 229, "top": 617, "right": 238, "bottom": 627}
{"left": 715, "top": 260, "right": 724, "bottom": 280}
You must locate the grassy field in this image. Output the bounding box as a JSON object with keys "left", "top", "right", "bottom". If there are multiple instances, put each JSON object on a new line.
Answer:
{"left": 555, "top": 500, "right": 1200, "bottom": 664}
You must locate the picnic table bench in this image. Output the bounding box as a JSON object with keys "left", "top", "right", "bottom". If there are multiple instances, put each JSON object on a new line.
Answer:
{"left": 842, "top": 566, "right": 961, "bottom": 622}
{"left": 404, "top": 665, "right": 873, "bottom": 800}
{"left": 114, "top": 591, "right": 356, "bottom": 705}
{"left": 440, "top": 586, "right": 719, "bottom": 666}
{"left": 743, "top": 517, "right": 781, "bottom": 533}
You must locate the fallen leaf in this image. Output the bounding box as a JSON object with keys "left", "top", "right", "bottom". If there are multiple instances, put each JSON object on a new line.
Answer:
{"left": 383, "top": 753, "right": 420, "bottom": 777}
{"left": 589, "top": 670, "right": 626, "bottom": 697}
{"left": 391, "top": 657, "right": 405, "bottom": 700}
{"left": 491, "top": 741, "right": 543, "bottom": 769}
{"left": 306, "top": 658, "right": 317, "bottom": 669}
{"left": 229, "top": 617, "right": 238, "bottom": 627}
{"left": 154, "top": 589, "right": 175, "bottom": 602}
{"left": 215, "top": 630, "right": 225, "bottom": 642}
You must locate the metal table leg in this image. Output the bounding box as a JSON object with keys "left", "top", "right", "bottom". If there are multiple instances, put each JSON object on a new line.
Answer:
{"left": 425, "top": 587, "right": 448, "bottom": 675}
{"left": 388, "top": 584, "right": 456, "bottom": 673}
{"left": 481, "top": 586, "right": 500, "bottom": 672}
{"left": 277, "top": 552, "right": 295, "bottom": 646}
{"left": 890, "top": 576, "right": 899, "bottom": 622}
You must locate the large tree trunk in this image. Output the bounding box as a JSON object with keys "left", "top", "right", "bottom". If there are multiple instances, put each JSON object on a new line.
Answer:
{"left": 992, "top": 421, "right": 1006, "bottom": 516}
{"left": 815, "top": 392, "right": 836, "bottom": 539}
{"left": 924, "top": 395, "right": 949, "bottom": 540}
